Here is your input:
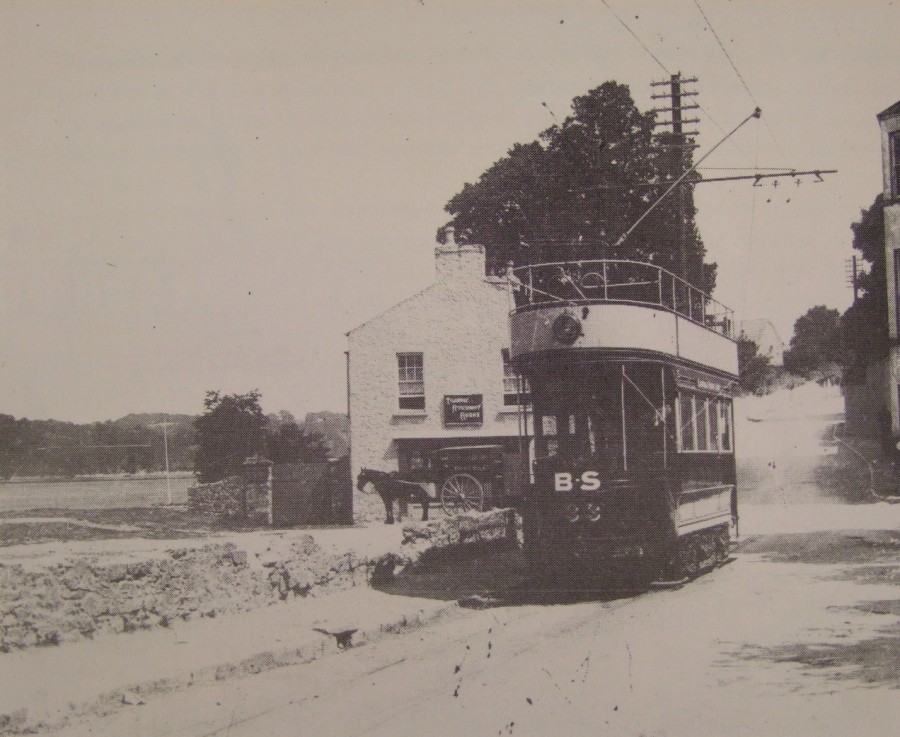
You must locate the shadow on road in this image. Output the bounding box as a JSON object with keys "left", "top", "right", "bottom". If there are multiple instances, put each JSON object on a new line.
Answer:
{"left": 737, "top": 529, "right": 900, "bottom": 565}
{"left": 371, "top": 542, "right": 645, "bottom": 607}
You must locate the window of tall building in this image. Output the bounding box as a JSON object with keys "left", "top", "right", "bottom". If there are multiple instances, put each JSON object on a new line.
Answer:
{"left": 895, "top": 250, "right": 900, "bottom": 335}
{"left": 397, "top": 352, "right": 424, "bottom": 410}
{"left": 892, "top": 131, "right": 900, "bottom": 198}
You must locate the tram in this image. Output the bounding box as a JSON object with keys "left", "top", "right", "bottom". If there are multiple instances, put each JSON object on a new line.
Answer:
{"left": 508, "top": 259, "right": 738, "bottom": 584}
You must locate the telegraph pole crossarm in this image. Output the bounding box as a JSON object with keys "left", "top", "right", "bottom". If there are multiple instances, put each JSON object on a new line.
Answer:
{"left": 694, "top": 168, "right": 838, "bottom": 185}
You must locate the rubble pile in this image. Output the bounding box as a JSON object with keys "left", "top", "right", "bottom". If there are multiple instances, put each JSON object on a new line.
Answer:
{"left": 0, "top": 535, "right": 375, "bottom": 653}
{"left": 0, "top": 544, "right": 264, "bottom": 652}
{"left": 384, "top": 508, "right": 518, "bottom": 572}
{"left": 0, "top": 510, "right": 519, "bottom": 654}
{"left": 188, "top": 477, "right": 269, "bottom": 523}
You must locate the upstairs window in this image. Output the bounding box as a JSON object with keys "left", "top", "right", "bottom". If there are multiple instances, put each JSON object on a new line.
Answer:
{"left": 502, "top": 349, "right": 531, "bottom": 406}
{"left": 397, "top": 352, "right": 424, "bottom": 410}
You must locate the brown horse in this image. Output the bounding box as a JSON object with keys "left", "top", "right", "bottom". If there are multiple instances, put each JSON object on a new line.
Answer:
{"left": 356, "top": 468, "right": 431, "bottom": 524}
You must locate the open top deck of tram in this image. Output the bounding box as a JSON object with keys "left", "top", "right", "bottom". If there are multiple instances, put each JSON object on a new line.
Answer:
{"left": 508, "top": 259, "right": 737, "bottom": 378}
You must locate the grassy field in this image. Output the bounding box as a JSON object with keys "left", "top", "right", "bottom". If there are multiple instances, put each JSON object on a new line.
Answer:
{"left": 0, "top": 474, "right": 218, "bottom": 547}
{"left": 0, "top": 473, "right": 195, "bottom": 513}
{"left": 0, "top": 505, "right": 276, "bottom": 547}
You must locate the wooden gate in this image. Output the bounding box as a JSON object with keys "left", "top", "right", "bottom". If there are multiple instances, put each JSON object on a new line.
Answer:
{"left": 270, "top": 458, "right": 352, "bottom": 527}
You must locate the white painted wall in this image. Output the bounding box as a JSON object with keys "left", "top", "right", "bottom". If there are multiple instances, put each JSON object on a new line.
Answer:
{"left": 347, "top": 242, "right": 525, "bottom": 481}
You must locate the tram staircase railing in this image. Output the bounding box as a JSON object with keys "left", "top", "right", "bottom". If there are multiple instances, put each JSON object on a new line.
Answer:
{"left": 830, "top": 424, "right": 900, "bottom": 503}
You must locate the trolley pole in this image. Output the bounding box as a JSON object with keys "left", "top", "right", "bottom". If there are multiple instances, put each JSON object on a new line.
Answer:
{"left": 151, "top": 422, "right": 174, "bottom": 505}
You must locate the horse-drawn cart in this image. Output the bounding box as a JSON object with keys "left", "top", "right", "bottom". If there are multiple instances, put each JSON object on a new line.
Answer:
{"left": 396, "top": 445, "right": 503, "bottom": 514}
{"left": 358, "top": 445, "right": 505, "bottom": 522}
{"left": 400, "top": 444, "right": 504, "bottom": 514}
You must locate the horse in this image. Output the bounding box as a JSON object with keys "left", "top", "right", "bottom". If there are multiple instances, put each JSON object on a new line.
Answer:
{"left": 356, "top": 468, "right": 431, "bottom": 524}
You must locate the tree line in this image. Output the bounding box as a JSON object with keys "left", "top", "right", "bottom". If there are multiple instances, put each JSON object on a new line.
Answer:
{"left": 0, "top": 397, "right": 345, "bottom": 481}
{"left": 737, "top": 194, "right": 886, "bottom": 394}
{"left": 0, "top": 413, "right": 196, "bottom": 479}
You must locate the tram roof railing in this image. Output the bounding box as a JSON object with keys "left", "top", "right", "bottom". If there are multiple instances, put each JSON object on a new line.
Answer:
{"left": 508, "top": 259, "right": 735, "bottom": 340}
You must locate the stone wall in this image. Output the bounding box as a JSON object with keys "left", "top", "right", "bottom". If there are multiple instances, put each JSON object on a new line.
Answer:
{"left": 188, "top": 477, "right": 269, "bottom": 524}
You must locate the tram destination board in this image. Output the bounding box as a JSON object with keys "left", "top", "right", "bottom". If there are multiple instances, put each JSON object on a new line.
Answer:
{"left": 443, "top": 394, "right": 483, "bottom": 426}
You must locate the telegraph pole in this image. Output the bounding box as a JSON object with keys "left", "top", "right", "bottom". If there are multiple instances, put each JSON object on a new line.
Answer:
{"left": 649, "top": 73, "right": 836, "bottom": 291}
{"left": 150, "top": 422, "right": 174, "bottom": 505}
{"left": 846, "top": 255, "right": 860, "bottom": 304}
{"left": 651, "top": 73, "right": 699, "bottom": 282}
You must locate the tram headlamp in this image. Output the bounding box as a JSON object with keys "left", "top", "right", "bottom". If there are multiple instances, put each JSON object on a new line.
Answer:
{"left": 585, "top": 502, "right": 602, "bottom": 523}
{"left": 563, "top": 502, "right": 580, "bottom": 523}
{"left": 552, "top": 313, "right": 582, "bottom": 344}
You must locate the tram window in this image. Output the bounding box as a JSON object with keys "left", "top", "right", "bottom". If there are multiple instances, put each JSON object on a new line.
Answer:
{"left": 695, "top": 397, "right": 709, "bottom": 451}
{"left": 708, "top": 398, "right": 720, "bottom": 451}
{"left": 677, "top": 393, "right": 734, "bottom": 453}
{"left": 719, "top": 400, "right": 733, "bottom": 451}
{"left": 678, "top": 394, "right": 695, "bottom": 450}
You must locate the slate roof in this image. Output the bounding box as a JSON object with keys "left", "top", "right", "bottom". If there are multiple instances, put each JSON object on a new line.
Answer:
{"left": 877, "top": 100, "right": 900, "bottom": 120}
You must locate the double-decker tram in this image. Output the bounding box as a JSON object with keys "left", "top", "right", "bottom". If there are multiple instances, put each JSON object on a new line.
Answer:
{"left": 508, "top": 260, "right": 738, "bottom": 585}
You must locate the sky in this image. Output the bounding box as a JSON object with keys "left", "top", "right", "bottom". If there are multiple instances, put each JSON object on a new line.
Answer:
{"left": 2, "top": 0, "right": 898, "bottom": 423}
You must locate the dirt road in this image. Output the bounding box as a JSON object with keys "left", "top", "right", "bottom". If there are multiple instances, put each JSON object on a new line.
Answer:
{"left": 35, "top": 384, "right": 900, "bottom": 736}
{"left": 46, "top": 521, "right": 900, "bottom": 737}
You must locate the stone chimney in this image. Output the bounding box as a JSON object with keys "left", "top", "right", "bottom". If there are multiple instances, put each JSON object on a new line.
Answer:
{"left": 434, "top": 227, "right": 486, "bottom": 283}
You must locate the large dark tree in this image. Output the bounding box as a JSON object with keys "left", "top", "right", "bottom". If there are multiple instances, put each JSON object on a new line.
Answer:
{"left": 194, "top": 390, "right": 269, "bottom": 483}
{"left": 783, "top": 306, "right": 844, "bottom": 378}
{"left": 441, "top": 81, "right": 715, "bottom": 293}
{"left": 843, "top": 194, "right": 888, "bottom": 382}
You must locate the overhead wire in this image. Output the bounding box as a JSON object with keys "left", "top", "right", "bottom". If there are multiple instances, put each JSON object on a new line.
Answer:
{"left": 692, "top": 0, "right": 788, "bottom": 162}
{"left": 596, "top": 0, "right": 756, "bottom": 168}
{"left": 692, "top": 0, "right": 757, "bottom": 107}
{"left": 598, "top": 0, "right": 670, "bottom": 75}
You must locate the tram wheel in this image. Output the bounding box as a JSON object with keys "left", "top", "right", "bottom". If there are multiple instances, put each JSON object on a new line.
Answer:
{"left": 677, "top": 538, "right": 701, "bottom": 579}
{"left": 714, "top": 526, "right": 730, "bottom": 564}
{"left": 440, "top": 473, "right": 484, "bottom": 515}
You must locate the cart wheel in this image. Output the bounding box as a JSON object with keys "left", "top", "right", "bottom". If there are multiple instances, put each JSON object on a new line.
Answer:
{"left": 440, "top": 473, "right": 484, "bottom": 515}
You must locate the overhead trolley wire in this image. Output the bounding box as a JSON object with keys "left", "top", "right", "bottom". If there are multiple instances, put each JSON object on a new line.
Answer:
{"left": 598, "top": 0, "right": 670, "bottom": 75}
{"left": 692, "top": 0, "right": 788, "bottom": 162}
{"left": 692, "top": 0, "right": 758, "bottom": 107}
{"left": 597, "top": 0, "right": 756, "bottom": 168}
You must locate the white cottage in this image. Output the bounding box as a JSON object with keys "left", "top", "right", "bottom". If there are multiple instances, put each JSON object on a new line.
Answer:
{"left": 346, "top": 231, "right": 530, "bottom": 506}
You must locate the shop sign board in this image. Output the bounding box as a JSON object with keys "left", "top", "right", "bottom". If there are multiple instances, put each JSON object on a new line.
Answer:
{"left": 443, "top": 394, "right": 483, "bottom": 426}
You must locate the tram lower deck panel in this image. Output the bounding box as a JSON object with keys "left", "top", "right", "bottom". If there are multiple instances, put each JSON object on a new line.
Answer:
{"left": 515, "top": 356, "right": 737, "bottom": 583}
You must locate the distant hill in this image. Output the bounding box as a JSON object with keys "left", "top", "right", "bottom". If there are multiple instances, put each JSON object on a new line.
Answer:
{"left": 0, "top": 409, "right": 349, "bottom": 478}
{"left": 115, "top": 413, "right": 197, "bottom": 429}
{"left": 0, "top": 412, "right": 196, "bottom": 478}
